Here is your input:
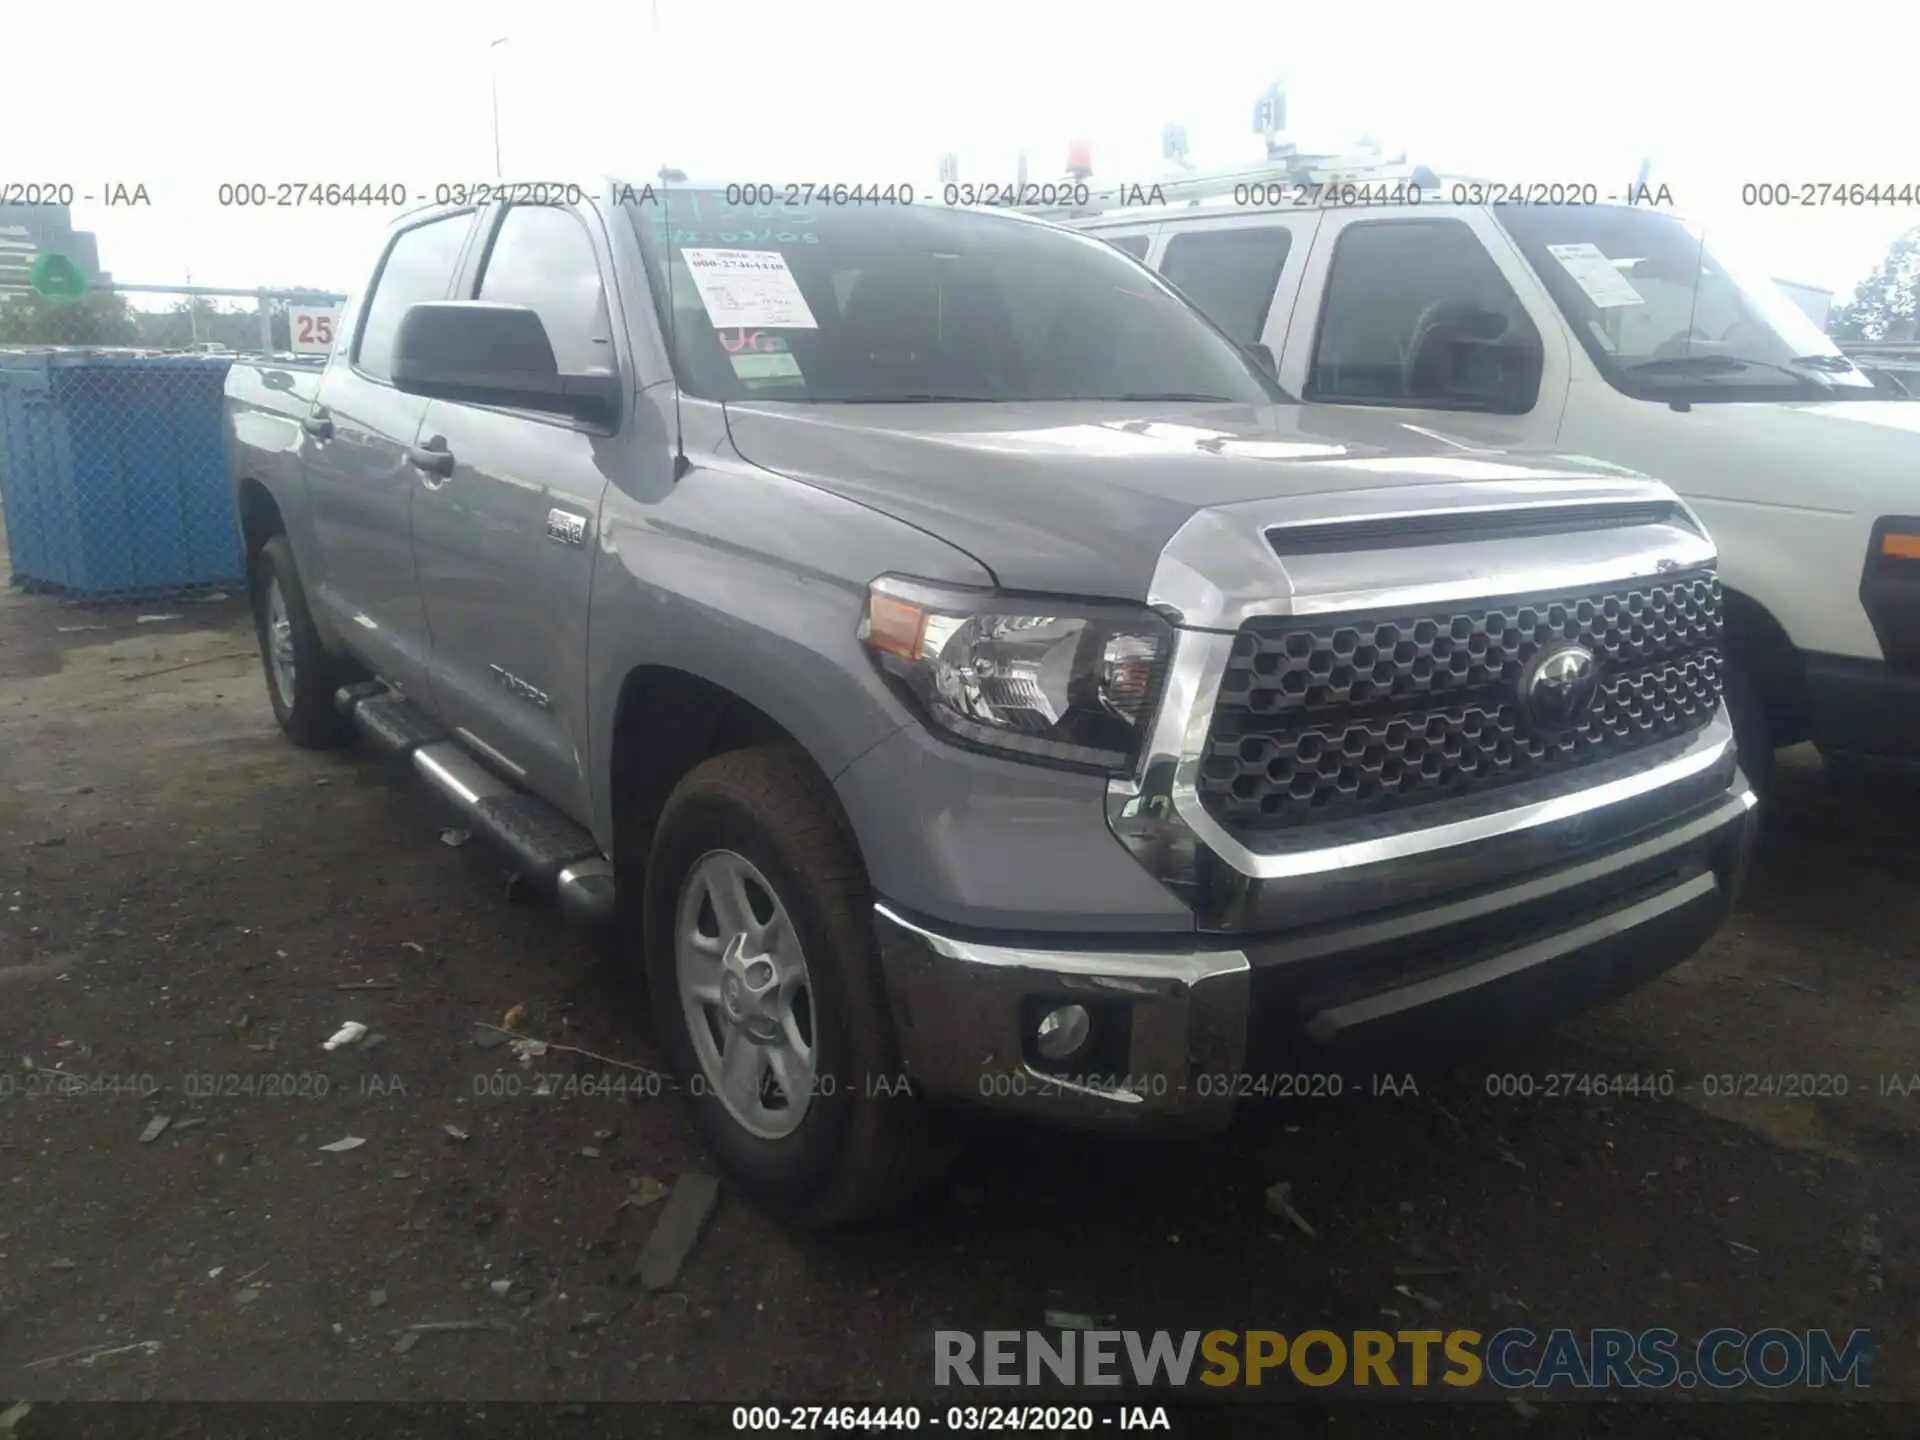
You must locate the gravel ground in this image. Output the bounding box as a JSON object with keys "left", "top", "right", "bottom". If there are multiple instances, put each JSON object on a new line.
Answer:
{"left": 1, "top": 563, "right": 1915, "bottom": 1432}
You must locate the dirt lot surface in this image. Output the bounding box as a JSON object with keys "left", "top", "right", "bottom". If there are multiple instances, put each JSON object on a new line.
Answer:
{"left": 1, "top": 564, "right": 1916, "bottom": 1434}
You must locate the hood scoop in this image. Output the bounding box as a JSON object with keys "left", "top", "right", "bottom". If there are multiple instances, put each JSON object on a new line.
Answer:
{"left": 1151, "top": 481, "right": 1716, "bottom": 631}
{"left": 1265, "top": 500, "right": 1691, "bottom": 558}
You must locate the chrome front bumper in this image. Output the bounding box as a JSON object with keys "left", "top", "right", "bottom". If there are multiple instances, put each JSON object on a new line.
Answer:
{"left": 874, "top": 777, "right": 1756, "bottom": 1131}
{"left": 873, "top": 905, "right": 1252, "bottom": 1129}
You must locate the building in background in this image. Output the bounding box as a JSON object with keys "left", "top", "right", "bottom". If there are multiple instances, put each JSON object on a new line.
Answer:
{"left": 0, "top": 204, "right": 111, "bottom": 297}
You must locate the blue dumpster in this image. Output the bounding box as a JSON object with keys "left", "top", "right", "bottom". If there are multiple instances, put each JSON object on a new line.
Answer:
{"left": 0, "top": 350, "right": 243, "bottom": 599}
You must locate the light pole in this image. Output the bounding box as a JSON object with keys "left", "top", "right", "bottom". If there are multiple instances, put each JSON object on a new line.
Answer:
{"left": 489, "top": 36, "right": 511, "bottom": 177}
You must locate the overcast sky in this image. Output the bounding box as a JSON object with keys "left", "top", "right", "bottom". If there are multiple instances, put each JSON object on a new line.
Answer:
{"left": 10, "top": 0, "right": 1918, "bottom": 303}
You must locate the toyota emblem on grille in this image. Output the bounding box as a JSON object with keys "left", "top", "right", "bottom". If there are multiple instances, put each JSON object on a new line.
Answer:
{"left": 1519, "top": 643, "right": 1600, "bottom": 733}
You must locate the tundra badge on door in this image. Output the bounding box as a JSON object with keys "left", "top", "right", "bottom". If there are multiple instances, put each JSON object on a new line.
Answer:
{"left": 546, "top": 509, "right": 587, "bottom": 546}
{"left": 489, "top": 664, "right": 552, "bottom": 710}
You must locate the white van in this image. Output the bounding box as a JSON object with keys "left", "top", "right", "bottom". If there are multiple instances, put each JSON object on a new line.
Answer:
{"left": 1038, "top": 158, "right": 1920, "bottom": 788}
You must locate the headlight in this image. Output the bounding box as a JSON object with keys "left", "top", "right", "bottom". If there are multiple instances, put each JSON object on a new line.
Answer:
{"left": 858, "top": 575, "right": 1173, "bottom": 773}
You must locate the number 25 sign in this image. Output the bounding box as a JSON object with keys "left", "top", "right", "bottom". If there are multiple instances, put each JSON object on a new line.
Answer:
{"left": 288, "top": 304, "right": 342, "bottom": 355}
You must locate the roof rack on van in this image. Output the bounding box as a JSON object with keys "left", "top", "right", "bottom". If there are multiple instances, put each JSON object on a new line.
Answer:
{"left": 1014, "top": 147, "right": 1442, "bottom": 223}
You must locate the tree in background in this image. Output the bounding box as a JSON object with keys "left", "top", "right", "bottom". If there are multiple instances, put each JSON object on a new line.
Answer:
{"left": 1828, "top": 226, "right": 1920, "bottom": 340}
{"left": 127, "top": 298, "right": 292, "bottom": 352}
{"left": 0, "top": 290, "right": 142, "bottom": 346}
{"left": 217, "top": 298, "right": 292, "bottom": 352}
{"left": 0, "top": 290, "right": 296, "bottom": 351}
{"left": 129, "top": 297, "right": 211, "bottom": 349}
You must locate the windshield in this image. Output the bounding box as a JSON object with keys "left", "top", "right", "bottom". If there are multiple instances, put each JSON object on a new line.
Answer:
{"left": 624, "top": 191, "right": 1284, "bottom": 405}
{"left": 1496, "top": 205, "right": 1882, "bottom": 402}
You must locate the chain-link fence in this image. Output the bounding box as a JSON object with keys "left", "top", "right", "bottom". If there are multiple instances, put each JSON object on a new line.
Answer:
{"left": 0, "top": 349, "right": 243, "bottom": 602}
{"left": 0, "top": 279, "right": 346, "bottom": 601}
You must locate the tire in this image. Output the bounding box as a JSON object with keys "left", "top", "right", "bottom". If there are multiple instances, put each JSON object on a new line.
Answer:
{"left": 1722, "top": 656, "right": 1775, "bottom": 799}
{"left": 250, "top": 533, "right": 351, "bottom": 749}
{"left": 642, "top": 743, "right": 938, "bottom": 1227}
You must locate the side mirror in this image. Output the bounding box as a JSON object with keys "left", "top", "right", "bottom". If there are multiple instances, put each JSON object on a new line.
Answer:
{"left": 1450, "top": 332, "right": 1544, "bottom": 413}
{"left": 1246, "top": 341, "right": 1277, "bottom": 376}
{"left": 391, "top": 302, "right": 619, "bottom": 422}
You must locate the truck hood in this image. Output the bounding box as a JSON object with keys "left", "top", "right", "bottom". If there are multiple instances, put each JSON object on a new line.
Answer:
{"left": 722, "top": 400, "right": 1643, "bottom": 599}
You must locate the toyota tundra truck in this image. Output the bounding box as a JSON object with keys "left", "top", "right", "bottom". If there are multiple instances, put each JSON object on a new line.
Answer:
{"left": 224, "top": 178, "right": 1756, "bottom": 1226}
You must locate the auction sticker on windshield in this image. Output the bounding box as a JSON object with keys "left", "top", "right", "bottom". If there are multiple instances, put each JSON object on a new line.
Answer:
{"left": 1545, "top": 242, "right": 1645, "bottom": 309}
{"left": 681, "top": 248, "right": 819, "bottom": 329}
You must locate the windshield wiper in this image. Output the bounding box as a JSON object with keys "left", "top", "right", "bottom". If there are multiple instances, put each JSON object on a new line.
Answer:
{"left": 1787, "top": 353, "right": 1859, "bottom": 374}
{"left": 1625, "top": 354, "right": 1826, "bottom": 387}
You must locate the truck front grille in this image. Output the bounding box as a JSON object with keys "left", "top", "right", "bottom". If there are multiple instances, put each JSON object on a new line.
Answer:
{"left": 1197, "top": 570, "right": 1722, "bottom": 833}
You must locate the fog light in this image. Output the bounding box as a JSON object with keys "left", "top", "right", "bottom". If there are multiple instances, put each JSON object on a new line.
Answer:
{"left": 1034, "top": 1004, "right": 1091, "bottom": 1062}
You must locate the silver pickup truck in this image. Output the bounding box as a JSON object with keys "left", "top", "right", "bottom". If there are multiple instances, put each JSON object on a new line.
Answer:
{"left": 225, "top": 178, "right": 1756, "bottom": 1225}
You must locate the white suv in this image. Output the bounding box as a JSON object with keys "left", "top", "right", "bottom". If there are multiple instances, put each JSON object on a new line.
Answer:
{"left": 1067, "top": 179, "right": 1920, "bottom": 788}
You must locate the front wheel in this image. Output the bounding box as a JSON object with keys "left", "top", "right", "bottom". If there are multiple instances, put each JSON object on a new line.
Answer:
{"left": 642, "top": 744, "right": 938, "bottom": 1227}
{"left": 250, "top": 534, "right": 350, "bottom": 748}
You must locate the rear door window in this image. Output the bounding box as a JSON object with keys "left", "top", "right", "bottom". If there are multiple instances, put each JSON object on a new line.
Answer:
{"left": 1159, "top": 227, "right": 1293, "bottom": 344}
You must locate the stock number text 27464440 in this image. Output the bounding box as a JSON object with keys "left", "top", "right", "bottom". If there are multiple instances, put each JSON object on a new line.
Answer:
{"left": 217, "top": 183, "right": 408, "bottom": 207}
{"left": 1741, "top": 181, "right": 1920, "bottom": 207}
{"left": 724, "top": 183, "right": 915, "bottom": 207}
{"left": 1235, "top": 180, "right": 1424, "bottom": 209}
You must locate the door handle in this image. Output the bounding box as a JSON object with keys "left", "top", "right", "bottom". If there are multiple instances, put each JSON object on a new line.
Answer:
{"left": 408, "top": 442, "right": 455, "bottom": 478}
{"left": 301, "top": 411, "right": 333, "bottom": 439}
